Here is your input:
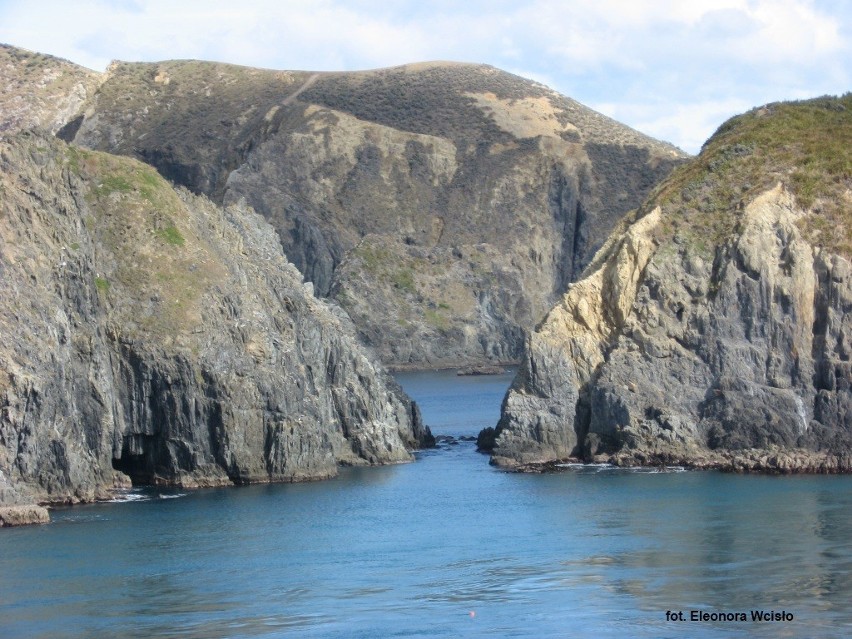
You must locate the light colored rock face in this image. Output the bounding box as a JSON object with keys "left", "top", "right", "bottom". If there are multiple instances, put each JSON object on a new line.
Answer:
{"left": 0, "top": 45, "right": 101, "bottom": 137}
{"left": 0, "top": 133, "right": 431, "bottom": 512}
{"left": 491, "top": 185, "right": 852, "bottom": 472}
{"left": 62, "top": 58, "right": 686, "bottom": 368}
{"left": 491, "top": 207, "right": 662, "bottom": 463}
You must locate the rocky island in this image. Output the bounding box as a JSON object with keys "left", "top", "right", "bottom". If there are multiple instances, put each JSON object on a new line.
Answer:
{"left": 482, "top": 94, "right": 852, "bottom": 473}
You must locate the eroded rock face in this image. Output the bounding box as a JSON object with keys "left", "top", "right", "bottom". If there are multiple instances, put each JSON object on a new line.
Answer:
{"left": 0, "top": 133, "right": 432, "bottom": 515}
{"left": 0, "top": 505, "right": 50, "bottom": 527}
{"left": 61, "top": 58, "right": 686, "bottom": 367}
{"left": 488, "top": 184, "right": 852, "bottom": 472}
{"left": 488, "top": 93, "right": 852, "bottom": 473}
{"left": 0, "top": 44, "right": 101, "bottom": 138}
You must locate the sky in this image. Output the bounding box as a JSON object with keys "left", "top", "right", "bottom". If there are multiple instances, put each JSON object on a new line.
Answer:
{"left": 0, "top": 0, "right": 849, "bottom": 154}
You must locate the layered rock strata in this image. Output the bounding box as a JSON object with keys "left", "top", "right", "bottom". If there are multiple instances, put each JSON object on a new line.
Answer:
{"left": 0, "top": 132, "right": 432, "bottom": 519}
{"left": 486, "top": 96, "right": 852, "bottom": 473}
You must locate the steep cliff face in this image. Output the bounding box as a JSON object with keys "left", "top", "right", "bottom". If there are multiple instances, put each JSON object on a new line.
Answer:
{"left": 60, "top": 57, "right": 685, "bottom": 367}
{"left": 0, "top": 132, "right": 431, "bottom": 515}
{"left": 486, "top": 95, "right": 852, "bottom": 472}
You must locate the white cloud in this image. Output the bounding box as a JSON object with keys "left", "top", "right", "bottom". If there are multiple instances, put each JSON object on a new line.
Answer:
{"left": 598, "top": 97, "right": 757, "bottom": 153}
{"left": 0, "top": 0, "right": 848, "bottom": 153}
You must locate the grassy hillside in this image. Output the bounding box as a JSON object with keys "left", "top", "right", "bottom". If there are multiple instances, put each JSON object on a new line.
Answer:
{"left": 301, "top": 62, "right": 683, "bottom": 152}
{"left": 648, "top": 93, "right": 852, "bottom": 256}
{"left": 63, "top": 143, "right": 226, "bottom": 339}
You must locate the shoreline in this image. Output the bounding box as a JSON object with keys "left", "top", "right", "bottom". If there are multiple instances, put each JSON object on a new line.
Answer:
{"left": 0, "top": 456, "right": 424, "bottom": 527}
{"left": 490, "top": 448, "right": 852, "bottom": 475}
{"left": 386, "top": 361, "right": 519, "bottom": 373}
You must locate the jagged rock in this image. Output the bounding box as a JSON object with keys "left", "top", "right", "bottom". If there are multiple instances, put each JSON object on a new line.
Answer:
{"left": 487, "top": 96, "right": 852, "bottom": 473}
{"left": 456, "top": 365, "right": 506, "bottom": 376}
{"left": 0, "top": 132, "right": 432, "bottom": 518}
{"left": 52, "top": 56, "right": 686, "bottom": 368}
{"left": 0, "top": 505, "right": 50, "bottom": 526}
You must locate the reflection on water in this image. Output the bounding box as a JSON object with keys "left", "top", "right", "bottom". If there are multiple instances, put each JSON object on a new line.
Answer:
{"left": 1, "top": 370, "right": 850, "bottom": 638}
{"left": 392, "top": 368, "right": 516, "bottom": 436}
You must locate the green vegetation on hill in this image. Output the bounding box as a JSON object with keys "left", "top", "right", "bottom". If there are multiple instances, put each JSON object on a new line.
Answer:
{"left": 72, "top": 60, "right": 313, "bottom": 197}
{"left": 1, "top": 44, "right": 59, "bottom": 68}
{"left": 67, "top": 144, "right": 223, "bottom": 335}
{"left": 649, "top": 94, "right": 852, "bottom": 256}
{"left": 300, "top": 63, "right": 682, "bottom": 154}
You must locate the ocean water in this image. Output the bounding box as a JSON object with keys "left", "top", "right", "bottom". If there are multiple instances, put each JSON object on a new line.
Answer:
{"left": 1, "top": 369, "right": 851, "bottom": 638}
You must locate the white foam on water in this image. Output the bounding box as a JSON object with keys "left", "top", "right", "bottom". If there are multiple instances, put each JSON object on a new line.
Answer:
{"left": 556, "top": 463, "right": 689, "bottom": 473}
{"left": 633, "top": 466, "right": 688, "bottom": 473}
{"left": 106, "top": 490, "right": 150, "bottom": 503}
{"left": 158, "top": 493, "right": 187, "bottom": 500}
{"left": 556, "top": 462, "right": 613, "bottom": 469}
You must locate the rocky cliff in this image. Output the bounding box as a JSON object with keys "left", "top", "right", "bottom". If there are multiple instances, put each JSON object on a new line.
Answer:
{"left": 0, "top": 131, "right": 432, "bottom": 520}
{"left": 484, "top": 95, "right": 852, "bottom": 473}
{"left": 56, "top": 56, "right": 685, "bottom": 367}
{"left": 0, "top": 44, "right": 101, "bottom": 138}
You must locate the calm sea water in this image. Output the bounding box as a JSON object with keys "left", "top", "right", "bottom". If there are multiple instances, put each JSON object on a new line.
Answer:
{"left": 2, "top": 369, "right": 851, "bottom": 638}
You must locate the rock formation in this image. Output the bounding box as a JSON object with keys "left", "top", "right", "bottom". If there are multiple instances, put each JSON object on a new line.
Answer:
{"left": 485, "top": 95, "right": 852, "bottom": 473}
{"left": 0, "top": 44, "right": 101, "bottom": 137}
{"left": 56, "top": 56, "right": 686, "bottom": 367}
{"left": 0, "top": 44, "right": 687, "bottom": 525}
{"left": 0, "top": 131, "right": 432, "bottom": 521}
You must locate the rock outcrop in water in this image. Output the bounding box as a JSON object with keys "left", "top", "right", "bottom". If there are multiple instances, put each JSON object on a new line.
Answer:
{"left": 54, "top": 55, "right": 685, "bottom": 367}
{"left": 0, "top": 131, "right": 432, "bottom": 520}
{"left": 0, "top": 505, "right": 50, "bottom": 527}
{"left": 485, "top": 95, "right": 852, "bottom": 473}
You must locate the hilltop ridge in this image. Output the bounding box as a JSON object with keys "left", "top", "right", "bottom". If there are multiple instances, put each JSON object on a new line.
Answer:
{"left": 53, "top": 53, "right": 685, "bottom": 367}
{"left": 0, "top": 44, "right": 101, "bottom": 137}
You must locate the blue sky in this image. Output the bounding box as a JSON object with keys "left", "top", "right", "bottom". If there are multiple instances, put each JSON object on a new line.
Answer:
{"left": 1, "top": 0, "right": 849, "bottom": 153}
